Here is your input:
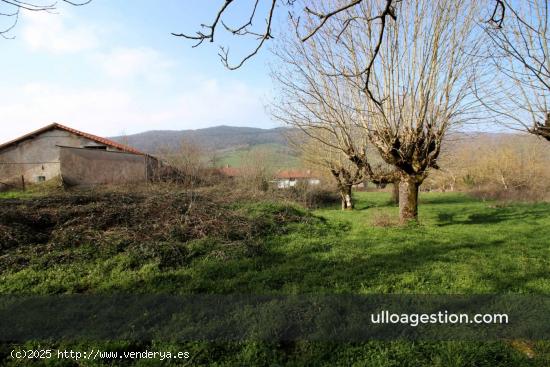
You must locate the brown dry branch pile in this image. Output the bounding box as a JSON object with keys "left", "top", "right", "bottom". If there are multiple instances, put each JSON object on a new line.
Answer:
{"left": 0, "top": 187, "right": 315, "bottom": 272}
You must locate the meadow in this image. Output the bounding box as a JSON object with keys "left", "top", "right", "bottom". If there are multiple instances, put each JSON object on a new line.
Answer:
{"left": 0, "top": 189, "right": 549, "bottom": 365}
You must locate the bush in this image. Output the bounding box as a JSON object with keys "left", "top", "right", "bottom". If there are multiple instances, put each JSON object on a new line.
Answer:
{"left": 277, "top": 183, "right": 340, "bottom": 209}
{"left": 469, "top": 185, "right": 550, "bottom": 203}
{"left": 303, "top": 187, "right": 341, "bottom": 208}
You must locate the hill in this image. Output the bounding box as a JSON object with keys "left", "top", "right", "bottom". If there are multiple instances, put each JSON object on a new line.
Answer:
{"left": 111, "top": 125, "right": 299, "bottom": 168}
{"left": 111, "top": 125, "right": 291, "bottom": 154}
{"left": 111, "top": 126, "right": 521, "bottom": 169}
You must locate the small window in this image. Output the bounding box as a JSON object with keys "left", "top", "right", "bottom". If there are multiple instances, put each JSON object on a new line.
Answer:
{"left": 37, "top": 176, "right": 46, "bottom": 182}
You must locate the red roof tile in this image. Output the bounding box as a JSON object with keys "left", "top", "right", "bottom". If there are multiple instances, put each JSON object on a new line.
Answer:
{"left": 0, "top": 123, "right": 144, "bottom": 155}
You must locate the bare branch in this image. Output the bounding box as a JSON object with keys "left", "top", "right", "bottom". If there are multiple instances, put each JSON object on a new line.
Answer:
{"left": 481, "top": 0, "right": 550, "bottom": 142}
{"left": 488, "top": 0, "right": 505, "bottom": 28}
{"left": 219, "top": 0, "right": 277, "bottom": 70}
{"left": 300, "top": 0, "right": 365, "bottom": 42}
{"left": 0, "top": 0, "right": 91, "bottom": 38}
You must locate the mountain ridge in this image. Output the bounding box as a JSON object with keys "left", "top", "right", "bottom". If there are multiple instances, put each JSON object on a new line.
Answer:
{"left": 111, "top": 125, "right": 291, "bottom": 154}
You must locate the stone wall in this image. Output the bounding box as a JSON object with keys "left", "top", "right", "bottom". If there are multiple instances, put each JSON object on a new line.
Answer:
{"left": 59, "top": 147, "right": 148, "bottom": 186}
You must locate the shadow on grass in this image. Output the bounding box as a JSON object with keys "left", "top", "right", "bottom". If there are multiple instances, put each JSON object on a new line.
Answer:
{"left": 353, "top": 196, "right": 397, "bottom": 211}
{"left": 357, "top": 192, "right": 475, "bottom": 211}
{"left": 419, "top": 194, "right": 480, "bottom": 205}
{"left": 120, "top": 232, "right": 531, "bottom": 294}
{"left": 437, "top": 205, "right": 550, "bottom": 226}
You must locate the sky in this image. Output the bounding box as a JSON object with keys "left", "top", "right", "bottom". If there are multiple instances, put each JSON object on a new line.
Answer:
{"left": 0, "top": 0, "right": 283, "bottom": 143}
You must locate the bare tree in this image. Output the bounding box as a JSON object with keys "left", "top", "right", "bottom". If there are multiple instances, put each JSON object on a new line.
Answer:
{"left": 425, "top": 133, "right": 550, "bottom": 200}
{"left": 176, "top": 1, "right": 507, "bottom": 100}
{"left": 159, "top": 138, "right": 206, "bottom": 186}
{"left": 319, "top": 0, "right": 482, "bottom": 222}
{"left": 297, "top": 134, "right": 363, "bottom": 210}
{"left": 0, "top": 0, "right": 90, "bottom": 39}
{"left": 240, "top": 147, "right": 277, "bottom": 191}
{"left": 270, "top": 26, "right": 396, "bottom": 210}
{"left": 479, "top": 0, "right": 550, "bottom": 142}
{"left": 173, "top": 0, "right": 404, "bottom": 99}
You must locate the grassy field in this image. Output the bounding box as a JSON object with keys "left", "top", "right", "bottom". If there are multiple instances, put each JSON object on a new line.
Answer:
{"left": 0, "top": 190, "right": 549, "bottom": 365}
{"left": 217, "top": 143, "right": 300, "bottom": 169}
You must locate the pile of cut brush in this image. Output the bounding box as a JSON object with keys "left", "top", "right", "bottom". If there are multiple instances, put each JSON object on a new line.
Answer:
{"left": 0, "top": 189, "right": 314, "bottom": 271}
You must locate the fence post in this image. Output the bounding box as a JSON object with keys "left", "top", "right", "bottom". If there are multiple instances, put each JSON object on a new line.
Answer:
{"left": 21, "top": 175, "right": 26, "bottom": 191}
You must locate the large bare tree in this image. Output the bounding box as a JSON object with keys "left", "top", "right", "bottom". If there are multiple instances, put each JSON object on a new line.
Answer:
{"left": 271, "top": 27, "right": 396, "bottom": 210}
{"left": 479, "top": 0, "right": 550, "bottom": 142}
{"left": 320, "top": 0, "right": 482, "bottom": 222}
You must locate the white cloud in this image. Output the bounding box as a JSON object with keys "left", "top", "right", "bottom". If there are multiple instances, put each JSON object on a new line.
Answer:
{"left": 0, "top": 79, "right": 272, "bottom": 143}
{"left": 0, "top": 83, "right": 138, "bottom": 139}
{"left": 20, "top": 11, "right": 173, "bottom": 84}
{"left": 94, "top": 47, "right": 174, "bottom": 82}
{"left": 21, "top": 11, "right": 99, "bottom": 53}
{"left": 0, "top": 4, "right": 275, "bottom": 145}
{"left": 166, "top": 79, "right": 269, "bottom": 128}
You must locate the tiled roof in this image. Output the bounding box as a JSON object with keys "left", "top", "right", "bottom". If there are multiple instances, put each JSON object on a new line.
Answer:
{"left": 0, "top": 123, "right": 144, "bottom": 155}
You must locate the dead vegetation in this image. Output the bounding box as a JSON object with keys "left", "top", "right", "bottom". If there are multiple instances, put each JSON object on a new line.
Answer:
{"left": 371, "top": 212, "right": 399, "bottom": 228}
{"left": 0, "top": 186, "right": 318, "bottom": 272}
{"left": 424, "top": 134, "right": 550, "bottom": 202}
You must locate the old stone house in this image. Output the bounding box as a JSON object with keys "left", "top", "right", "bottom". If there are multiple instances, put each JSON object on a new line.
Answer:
{"left": 0, "top": 123, "right": 160, "bottom": 189}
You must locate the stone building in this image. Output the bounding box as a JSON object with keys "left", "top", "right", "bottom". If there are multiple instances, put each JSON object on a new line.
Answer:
{"left": 0, "top": 123, "right": 160, "bottom": 189}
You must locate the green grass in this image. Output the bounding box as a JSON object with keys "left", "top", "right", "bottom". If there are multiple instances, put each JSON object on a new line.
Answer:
{"left": 0, "top": 190, "right": 35, "bottom": 199}
{"left": 5, "top": 191, "right": 545, "bottom": 295}
{"left": 218, "top": 143, "right": 300, "bottom": 168}
{"left": 0, "top": 180, "right": 63, "bottom": 199}
{"left": 1, "top": 191, "right": 550, "bottom": 365}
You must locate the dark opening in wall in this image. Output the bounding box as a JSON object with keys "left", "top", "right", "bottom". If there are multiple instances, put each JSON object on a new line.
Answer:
{"left": 37, "top": 176, "right": 46, "bottom": 182}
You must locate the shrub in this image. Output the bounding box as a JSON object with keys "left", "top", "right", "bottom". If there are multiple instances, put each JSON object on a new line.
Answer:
{"left": 469, "top": 185, "right": 550, "bottom": 203}
{"left": 276, "top": 184, "right": 340, "bottom": 209}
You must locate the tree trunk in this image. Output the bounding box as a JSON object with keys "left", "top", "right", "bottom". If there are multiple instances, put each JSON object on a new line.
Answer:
{"left": 340, "top": 185, "right": 354, "bottom": 210}
{"left": 391, "top": 182, "right": 399, "bottom": 205}
{"left": 399, "top": 176, "right": 419, "bottom": 223}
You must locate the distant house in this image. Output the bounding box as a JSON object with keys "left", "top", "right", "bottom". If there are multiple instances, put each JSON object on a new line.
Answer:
{"left": 0, "top": 123, "right": 161, "bottom": 189}
{"left": 273, "top": 169, "right": 321, "bottom": 189}
{"left": 217, "top": 166, "right": 321, "bottom": 189}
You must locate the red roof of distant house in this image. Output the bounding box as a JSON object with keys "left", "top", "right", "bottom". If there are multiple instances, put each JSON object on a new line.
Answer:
{"left": 219, "top": 166, "right": 242, "bottom": 177}
{"left": 275, "top": 169, "right": 318, "bottom": 179}
{"left": 0, "top": 123, "right": 145, "bottom": 155}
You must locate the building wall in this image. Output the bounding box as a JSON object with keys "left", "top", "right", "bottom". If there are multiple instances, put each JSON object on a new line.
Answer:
{"left": 0, "top": 128, "right": 124, "bottom": 185}
{"left": 275, "top": 178, "right": 321, "bottom": 189}
{"left": 59, "top": 147, "right": 147, "bottom": 186}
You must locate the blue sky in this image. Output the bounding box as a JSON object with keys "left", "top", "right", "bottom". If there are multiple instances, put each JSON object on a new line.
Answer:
{"left": 0, "top": 0, "right": 282, "bottom": 142}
